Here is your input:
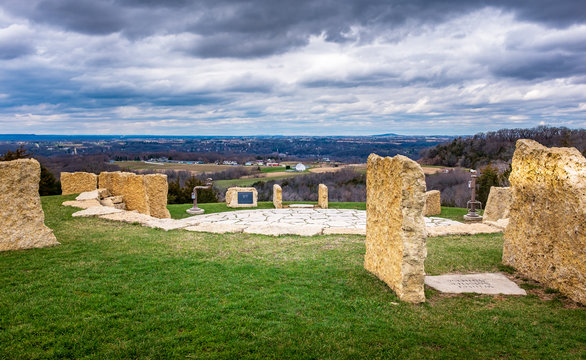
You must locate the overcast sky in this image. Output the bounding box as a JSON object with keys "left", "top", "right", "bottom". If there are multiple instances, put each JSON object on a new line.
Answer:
{"left": 0, "top": 0, "right": 585, "bottom": 135}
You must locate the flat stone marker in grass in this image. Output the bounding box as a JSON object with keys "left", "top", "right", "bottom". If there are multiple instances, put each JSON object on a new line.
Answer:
{"left": 424, "top": 273, "right": 526, "bottom": 295}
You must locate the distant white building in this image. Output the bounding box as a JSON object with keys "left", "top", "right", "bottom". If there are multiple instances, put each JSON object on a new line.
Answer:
{"left": 295, "top": 163, "right": 306, "bottom": 172}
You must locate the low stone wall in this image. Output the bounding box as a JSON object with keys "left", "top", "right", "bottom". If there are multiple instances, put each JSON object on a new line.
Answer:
{"left": 98, "top": 171, "right": 170, "bottom": 218}
{"left": 226, "top": 187, "right": 258, "bottom": 208}
{"left": 483, "top": 187, "right": 511, "bottom": 222}
{"left": 1, "top": 159, "right": 59, "bottom": 251}
{"left": 503, "top": 140, "right": 585, "bottom": 305}
{"left": 318, "top": 184, "right": 328, "bottom": 209}
{"left": 365, "top": 154, "right": 427, "bottom": 303}
{"left": 273, "top": 184, "right": 282, "bottom": 209}
{"left": 60, "top": 172, "right": 98, "bottom": 195}
{"left": 423, "top": 190, "right": 441, "bottom": 216}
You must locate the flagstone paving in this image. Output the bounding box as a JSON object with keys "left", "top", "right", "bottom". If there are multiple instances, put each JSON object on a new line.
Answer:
{"left": 69, "top": 204, "right": 482, "bottom": 236}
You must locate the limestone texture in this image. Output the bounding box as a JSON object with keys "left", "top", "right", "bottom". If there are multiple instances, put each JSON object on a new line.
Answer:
{"left": 273, "top": 184, "right": 283, "bottom": 209}
{"left": 1, "top": 159, "right": 59, "bottom": 251}
{"left": 76, "top": 190, "right": 99, "bottom": 201}
{"left": 503, "top": 139, "right": 586, "bottom": 305}
{"left": 483, "top": 187, "right": 512, "bottom": 222}
{"left": 98, "top": 172, "right": 150, "bottom": 215}
{"left": 144, "top": 174, "right": 171, "bottom": 219}
{"left": 62, "top": 199, "right": 102, "bottom": 209}
{"left": 365, "top": 154, "right": 427, "bottom": 303}
{"left": 225, "top": 187, "right": 258, "bottom": 208}
{"left": 423, "top": 190, "right": 441, "bottom": 216}
{"left": 318, "top": 184, "right": 328, "bottom": 209}
{"left": 60, "top": 172, "right": 98, "bottom": 195}
{"left": 426, "top": 223, "right": 502, "bottom": 237}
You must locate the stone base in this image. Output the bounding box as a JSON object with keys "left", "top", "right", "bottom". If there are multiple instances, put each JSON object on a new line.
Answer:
{"left": 288, "top": 204, "right": 315, "bottom": 208}
{"left": 463, "top": 214, "right": 483, "bottom": 222}
{"left": 186, "top": 207, "right": 205, "bottom": 215}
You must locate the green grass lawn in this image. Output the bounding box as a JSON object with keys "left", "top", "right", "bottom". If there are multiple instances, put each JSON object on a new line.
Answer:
{"left": 1, "top": 195, "right": 584, "bottom": 359}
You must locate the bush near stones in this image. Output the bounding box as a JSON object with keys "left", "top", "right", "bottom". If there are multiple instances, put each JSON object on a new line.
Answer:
{"left": 503, "top": 139, "right": 585, "bottom": 305}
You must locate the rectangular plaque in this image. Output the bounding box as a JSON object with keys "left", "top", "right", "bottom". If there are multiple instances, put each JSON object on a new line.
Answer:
{"left": 237, "top": 191, "right": 254, "bottom": 204}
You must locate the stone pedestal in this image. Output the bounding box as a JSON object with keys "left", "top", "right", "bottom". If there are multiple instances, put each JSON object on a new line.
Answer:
{"left": 423, "top": 190, "right": 441, "bottom": 216}
{"left": 226, "top": 187, "right": 258, "bottom": 208}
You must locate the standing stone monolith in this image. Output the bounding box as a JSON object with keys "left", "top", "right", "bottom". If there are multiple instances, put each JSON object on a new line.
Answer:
{"left": 423, "top": 190, "right": 441, "bottom": 216}
{"left": 503, "top": 139, "right": 585, "bottom": 305}
{"left": 273, "top": 184, "right": 282, "bottom": 209}
{"left": 365, "top": 154, "right": 427, "bottom": 303}
{"left": 60, "top": 172, "right": 98, "bottom": 195}
{"left": 318, "top": 184, "right": 328, "bottom": 209}
{"left": 144, "top": 174, "right": 171, "bottom": 219}
{"left": 1, "top": 159, "right": 60, "bottom": 251}
{"left": 483, "top": 187, "right": 511, "bottom": 222}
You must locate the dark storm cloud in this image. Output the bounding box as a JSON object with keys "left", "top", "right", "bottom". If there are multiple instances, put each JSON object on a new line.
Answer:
{"left": 4, "top": 0, "right": 585, "bottom": 58}
{"left": 0, "top": 41, "right": 34, "bottom": 60}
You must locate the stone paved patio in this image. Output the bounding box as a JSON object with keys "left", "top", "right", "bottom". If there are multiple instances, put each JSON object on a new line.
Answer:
{"left": 68, "top": 203, "right": 484, "bottom": 236}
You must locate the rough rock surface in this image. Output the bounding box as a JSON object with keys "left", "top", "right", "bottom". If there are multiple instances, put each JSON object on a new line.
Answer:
{"left": 60, "top": 172, "right": 98, "bottom": 195}
{"left": 483, "top": 187, "right": 512, "bottom": 222}
{"left": 144, "top": 174, "right": 171, "bottom": 219}
{"left": 423, "top": 190, "right": 441, "bottom": 216}
{"left": 99, "top": 172, "right": 150, "bottom": 215}
{"left": 225, "top": 187, "right": 258, "bottom": 208}
{"left": 503, "top": 139, "right": 586, "bottom": 305}
{"left": 318, "top": 184, "right": 328, "bottom": 209}
{"left": 273, "top": 184, "right": 282, "bottom": 209}
{"left": 63, "top": 199, "right": 102, "bottom": 209}
{"left": 76, "top": 190, "right": 99, "bottom": 201}
{"left": 426, "top": 223, "right": 502, "bottom": 237}
{"left": 365, "top": 154, "right": 427, "bottom": 303}
{"left": 1, "top": 159, "right": 59, "bottom": 251}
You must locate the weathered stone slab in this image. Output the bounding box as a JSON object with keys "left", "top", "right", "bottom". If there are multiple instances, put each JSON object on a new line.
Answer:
{"left": 288, "top": 204, "right": 314, "bottom": 208}
{"left": 72, "top": 206, "right": 123, "bottom": 217}
{"left": 60, "top": 172, "right": 98, "bottom": 195}
{"left": 273, "top": 184, "right": 282, "bottom": 209}
{"left": 426, "top": 223, "right": 503, "bottom": 237}
{"left": 184, "top": 223, "right": 247, "bottom": 234}
{"left": 425, "top": 273, "right": 526, "bottom": 295}
{"left": 76, "top": 190, "right": 99, "bottom": 201}
{"left": 365, "top": 154, "right": 427, "bottom": 303}
{"left": 423, "top": 190, "right": 441, "bottom": 216}
{"left": 225, "top": 187, "right": 258, "bottom": 208}
{"left": 323, "top": 228, "right": 366, "bottom": 235}
{"left": 244, "top": 224, "right": 323, "bottom": 236}
{"left": 318, "top": 184, "right": 328, "bottom": 209}
{"left": 63, "top": 199, "right": 102, "bottom": 209}
{"left": 1, "top": 159, "right": 60, "bottom": 251}
{"left": 144, "top": 174, "right": 171, "bottom": 219}
{"left": 503, "top": 139, "right": 586, "bottom": 305}
{"left": 483, "top": 187, "right": 512, "bottom": 222}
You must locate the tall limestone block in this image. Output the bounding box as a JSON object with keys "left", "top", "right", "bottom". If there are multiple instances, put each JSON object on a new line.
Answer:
{"left": 423, "top": 190, "right": 441, "bottom": 216}
{"left": 98, "top": 171, "right": 131, "bottom": 196}
{"left": 60, "top": 172, "right": 98, "bottom": 195}
{"left": 273, "top": 184, "right": 282, "bottom": 209}
{"left": 0, "top": 159, "right": 59, "bottom": 251}
{"left": 365, "top": 154, "right": 427, "bottom": 303}
{"left": 483, "top": 187, "right": 512, "bottom": 222}
{"left": 503, "top": 140, "right": 585, "bottom": 304}
{"left": 318, "top": 184, "right": 328, "bottom": 209}
{"left": 144, "top": 174, "right": 170, "bottom": 219}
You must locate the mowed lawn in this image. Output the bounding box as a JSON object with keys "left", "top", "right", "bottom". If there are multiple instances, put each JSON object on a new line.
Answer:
{"left": 0, "top": 195, "right": 584, "bottom": 359}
